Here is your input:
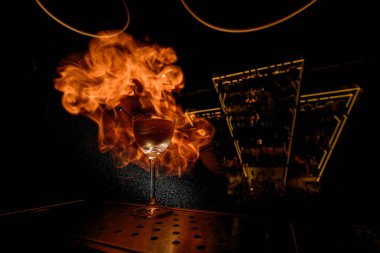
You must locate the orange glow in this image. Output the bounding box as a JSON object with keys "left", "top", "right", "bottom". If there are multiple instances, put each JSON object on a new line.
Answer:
{"left": 54, "top": 32, "right": 214, "bottom": 175}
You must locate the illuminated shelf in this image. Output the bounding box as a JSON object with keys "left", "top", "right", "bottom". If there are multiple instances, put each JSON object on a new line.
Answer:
{"left": 186, "top": 60, "right": 362, "bottom": 196}
{"left": 212, "top": 59, "right": 304, "bottom": 184}
{"left": 289, "top": 86, "right": 362, "bottom": 184}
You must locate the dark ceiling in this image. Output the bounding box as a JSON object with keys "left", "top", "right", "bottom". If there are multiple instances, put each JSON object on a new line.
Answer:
{"left": 32, "top": 0, "right": 377, "bottom": 89}
{"left": 16, "top": 0, "right": 379, "bottom": 214}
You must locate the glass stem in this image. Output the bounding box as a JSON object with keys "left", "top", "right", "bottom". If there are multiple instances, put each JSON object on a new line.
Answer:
{"left": 149, "top": 158, "right": 157, "bottom": 205}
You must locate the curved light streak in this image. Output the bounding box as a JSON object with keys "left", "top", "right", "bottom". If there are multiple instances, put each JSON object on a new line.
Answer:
{"left": 35, "top": 0, "right": 130, "bottom": 38}
{"left": 181, "top": 0, "right": 318, "bottom": 33}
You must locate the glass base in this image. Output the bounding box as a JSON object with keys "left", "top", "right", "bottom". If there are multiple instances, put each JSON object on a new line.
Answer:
{"left": 131, "top": 205, "right": 173, "bottom": 219}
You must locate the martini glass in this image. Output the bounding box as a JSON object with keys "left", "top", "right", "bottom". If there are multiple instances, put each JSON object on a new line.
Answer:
{"left": 131, "top": 113, "right": 175, "bottom": 218}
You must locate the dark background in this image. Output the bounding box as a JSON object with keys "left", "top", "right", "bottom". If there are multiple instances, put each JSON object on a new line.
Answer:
{"left": 4, "top": 1, "right": 378, "bottom": 222}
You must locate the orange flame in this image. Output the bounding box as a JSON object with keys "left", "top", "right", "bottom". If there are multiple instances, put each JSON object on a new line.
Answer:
{"left": 54, "top": 32, "right": 214, "bottom": 175}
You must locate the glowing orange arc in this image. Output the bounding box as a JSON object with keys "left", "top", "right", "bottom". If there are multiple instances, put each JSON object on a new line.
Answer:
{"left": 35, "top": 0, "right": 130, "bottom": 38}
{"left": 181, "top": 0, "right": 318, "bottom": 33}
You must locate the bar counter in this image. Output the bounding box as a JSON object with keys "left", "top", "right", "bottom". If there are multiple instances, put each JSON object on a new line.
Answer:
{"left": 2, "top": 200, "right": 296, "bottom": 253}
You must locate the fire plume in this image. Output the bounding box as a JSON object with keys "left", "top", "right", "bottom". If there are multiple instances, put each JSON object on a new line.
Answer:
{"left": 54, "top": 32, "right": 214, "bottom": 175}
